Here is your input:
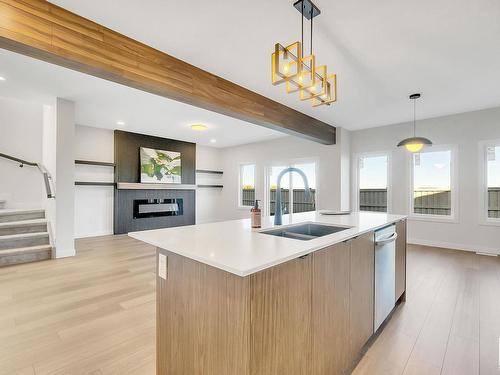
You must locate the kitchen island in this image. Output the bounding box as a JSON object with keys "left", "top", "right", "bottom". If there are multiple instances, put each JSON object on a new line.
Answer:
{"left": 130, "top": 211, "right": 407, "bottom": 375}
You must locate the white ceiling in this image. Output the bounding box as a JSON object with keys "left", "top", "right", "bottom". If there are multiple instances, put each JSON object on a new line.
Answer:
{"left": 44, "top": 0, "right": 500, "bottom": 130}
{"left": 0, "top": 49, "right": 284, "bottom": 148}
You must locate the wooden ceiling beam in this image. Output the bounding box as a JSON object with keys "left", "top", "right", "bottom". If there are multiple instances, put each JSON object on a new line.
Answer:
{"left": 0, "top": 0, "right": 336, "bottom": 144}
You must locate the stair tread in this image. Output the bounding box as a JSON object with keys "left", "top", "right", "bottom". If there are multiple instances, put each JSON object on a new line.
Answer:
{"left": 0, "top": 208, "right": 44, "bottom": 215}
{"left": 0, "top": 244, "right": 52, "bottom": 255}
{"left": 0, "top": 232, "right": 49, "bottom": 240}
{"left": 0, "top": 219, "right": 48, "bottom": 228}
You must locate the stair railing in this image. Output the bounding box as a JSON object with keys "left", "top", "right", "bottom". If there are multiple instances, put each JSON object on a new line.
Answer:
{"left": 0, "top": 152, "right": 55, "bottom": 199}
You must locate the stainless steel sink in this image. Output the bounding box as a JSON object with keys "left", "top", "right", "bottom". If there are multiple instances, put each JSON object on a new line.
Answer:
{"left": 260, "top": 222, "right": 351, "bottom": 241}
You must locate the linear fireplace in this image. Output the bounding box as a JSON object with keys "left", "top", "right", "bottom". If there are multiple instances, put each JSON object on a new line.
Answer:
{"left": 114, "top": 188, "right": 195, "bottom": 234}
{"left": 113, "top": 130, "right": 196, "bottom": 234}
{"left": 133, "top": 199, "right": 183, "bottom": 219}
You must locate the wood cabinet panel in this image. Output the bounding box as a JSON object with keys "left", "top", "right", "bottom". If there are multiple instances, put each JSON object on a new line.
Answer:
{"left": 157, "top": 249, "right": 251, "bottom": 375}
{"left": 155, "top": 228, "right": 391, "bottom": 374}
{"left": 250, "top": 256, "right": 312, "bottom": 375}
{"left": 312, "top": 242, "right": 351, "bottom": 375}
{"left": 395, "top": 219, "right": 407, "bottom": 301}
{"left": 349, "top": 232, "right": 375, "bottom": 360}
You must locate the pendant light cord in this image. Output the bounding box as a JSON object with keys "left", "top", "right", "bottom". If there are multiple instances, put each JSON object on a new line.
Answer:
{"left": 310, "top": 7, "right": 313, "bottom": 55}
{"left": 413, "top": 98, "right": 416, "bottom": 137}
{"left": 301, "top": 1, "right": 304, "bottom": 53}
{"left": 299, "top": 2, "right": 316, "bottom": 69}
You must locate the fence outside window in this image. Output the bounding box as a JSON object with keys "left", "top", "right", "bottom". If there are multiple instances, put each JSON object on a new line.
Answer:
{"left": 242, "top": 188, "right": 316, "bottom": 215}
{"left": 244, "top": 187, "right": 500, "bottom": 217}
{"left": 359, "top": 189, "right": 388, "bottom": 212}
{"left": 412, "top": 190, "right": 451, "bottom": 215}
{"left": 489, "top": 187, "right": 500, "bottom": 218}
{"left": 359, "top": 188, "right": 500, "bottom": 217}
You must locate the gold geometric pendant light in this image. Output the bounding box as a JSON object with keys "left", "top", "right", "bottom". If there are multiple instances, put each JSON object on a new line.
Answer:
{"left": 271, "top": 0, "right": 337, "bottom": 107}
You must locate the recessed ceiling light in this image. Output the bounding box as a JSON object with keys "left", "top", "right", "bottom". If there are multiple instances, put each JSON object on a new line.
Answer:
{"left": 210, "top": 139, "right": 217, "bottom": 143}
{"left": 116, "top": 120, "right": 125, "bottom": 125}
{"left": 0, "top": 76, "right": 6, "bottom": 81}
{"left": 191, "top": 124, "right": 208, "bottom": 131}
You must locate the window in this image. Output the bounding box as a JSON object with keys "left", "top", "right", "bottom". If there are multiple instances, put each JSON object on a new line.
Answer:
{"left": 268, "top": 162, "right": 316, "bottom": 216}
{"left": 292, "top": 163, "right": 316, "bottom": 214}
{"left": 410, "top": 147, "right": 456, "bottom": 219}
{"left": 483, "top": 143, "right": 500, "bottom": 221}
{"left": 239, "top": 164, "right": 255, "bottom": 207}
{"left": 269, "top": 166, "right": 290, "bottom": 215}
{"left": 357, "top": 154, "right": 389, "bottom": 212}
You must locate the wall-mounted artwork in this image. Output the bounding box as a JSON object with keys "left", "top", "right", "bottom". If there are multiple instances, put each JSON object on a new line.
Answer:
{"left": 140, "top": 147, "right": 182, "bottom": 184}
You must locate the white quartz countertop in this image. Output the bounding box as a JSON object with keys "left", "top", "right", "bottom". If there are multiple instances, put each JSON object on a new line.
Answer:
{"left": 129, "top": 211, "right": 406, "bottom": 277}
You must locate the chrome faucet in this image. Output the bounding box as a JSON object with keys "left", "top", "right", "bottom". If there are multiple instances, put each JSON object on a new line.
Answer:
{"left": 274, "top": 167, "right": 311, "bottom": 225}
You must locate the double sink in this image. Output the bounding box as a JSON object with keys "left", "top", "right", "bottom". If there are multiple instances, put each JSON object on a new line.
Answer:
{"left": 260, "top": 222, "right": 351, "bottom": 241}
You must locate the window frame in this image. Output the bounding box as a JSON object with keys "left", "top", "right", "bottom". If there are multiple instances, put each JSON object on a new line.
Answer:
{"left": 478, "top": 139, "right": 500, "bottom": 226}
{"left": 264, "top": 158, "right": 319, "bottom": 217}
{"left": 352, "top": 151, "right": 392, "bottom": 213}
{"left": 408, "top": 144, "right": 459, "bottom": 223}
{"left": 238, "top": 163, "right": 256, "bottom": 209}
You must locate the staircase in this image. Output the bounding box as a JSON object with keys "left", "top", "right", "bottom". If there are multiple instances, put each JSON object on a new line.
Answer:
{"left": 0, "top": 209, "right": 53, "bottom": 267}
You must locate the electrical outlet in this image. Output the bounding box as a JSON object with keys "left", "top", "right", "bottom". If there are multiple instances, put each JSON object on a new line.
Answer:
{"left": 158, "top": 254, "right": 167, "bottom": 280}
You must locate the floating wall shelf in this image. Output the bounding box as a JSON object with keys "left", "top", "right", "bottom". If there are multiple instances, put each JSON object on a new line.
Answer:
{"left": 117, "top": 182, "right": 197, "bottom": 190}
{"left": 75, "top": 181, "right": 115, "bottom": 186}
{"left": 75, "top": 160, "right": 115, "bottom": 167}
{"left": 196, "top": 169, "right": 223, "bottom": 175}
{"left": 197, "top": 184, "right": 223, "bottom": 188}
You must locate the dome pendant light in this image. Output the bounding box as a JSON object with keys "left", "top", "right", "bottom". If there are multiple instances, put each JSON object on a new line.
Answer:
{"left": 397, "top": 93, "right": 432, "bottom": 152}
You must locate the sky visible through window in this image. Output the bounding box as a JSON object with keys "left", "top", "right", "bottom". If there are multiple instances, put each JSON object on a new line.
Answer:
{"left": 269, "top": 163, "right": 316, "bottom": 190}
{"left": 359, "top": 155, "right": 387, "bottom": 189}
{"left": 359, "top": 151, "right": 457, "bottom": 191}
{"left": 413, "top": 150, "right": 451, "bottom": 190}
{"left": 241, "top": 164, "right": 255, "bottom": 188}
{"left": 292, "top": 163, "right": 316, "bottom": 189}
{"left": 487, "top": 146, "right": 500, "bottom": 188}
{"left": 269, "top": 166, "right": 290, "bottom": 189}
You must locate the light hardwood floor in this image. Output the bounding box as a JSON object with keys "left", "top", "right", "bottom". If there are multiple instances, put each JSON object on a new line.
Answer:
{"left": 0, "top": 235, "right": 499, "bottom": 374}
{"left": 0, "top": 235, "right": 156, "bottom": 375}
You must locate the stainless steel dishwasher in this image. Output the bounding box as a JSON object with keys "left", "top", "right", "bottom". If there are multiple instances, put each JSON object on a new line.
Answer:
{"left": 374, "top": 224, "right": 398, "bottom": 331}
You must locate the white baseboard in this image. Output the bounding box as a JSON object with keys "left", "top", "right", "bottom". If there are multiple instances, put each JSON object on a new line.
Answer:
{"left": 54, "top": 247, "right": 76, "bottom": 258}
{"left": 75, "top": 230, "right": 113, "bottom": 239}
{"left": 476, "top": 252, "right": 498, "bottom": 257}
{"left": 408, "top": 238, "right": 499, "bottom": 256}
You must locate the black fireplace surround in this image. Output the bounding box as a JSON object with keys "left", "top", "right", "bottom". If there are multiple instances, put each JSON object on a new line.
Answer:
{"left": 113, "top": 130, "right": 196, "bottom": 234}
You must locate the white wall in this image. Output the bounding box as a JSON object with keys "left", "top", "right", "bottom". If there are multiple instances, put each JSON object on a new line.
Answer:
{"left": 42, "top": 99, "right": 76, "bottom": 258}
{"left": 0, "top": 96, "right": 350, "bottom": 240}
{"left": 196, "top": 145, "right": 224, "bottom": 223}
{"left": 73, "top": 127, "right": 225, "bottom": 235}
{"left": 351, "top": 106, "right": 500, "bottom": 254}
{"left": 71, "top": 127, "right": 351, "bottom": 229}
{"left": 218, "top": 133, "right": 350, "bottom": 221}
{"left": 74, "top": 125, "right": 115, "bottom": 238}
{"left": 0, "top": 97, "right": 44, "bottom": 208}
{"left": 339, "top": 128, "right": 351, "bottom": 211}
{"left": 42, "top": 104, "right": 56, "bottom": 239}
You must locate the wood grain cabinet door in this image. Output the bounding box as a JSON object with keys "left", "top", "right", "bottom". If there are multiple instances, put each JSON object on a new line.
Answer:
{"left": 157, "top": 250, "right": 251, "bottom": 375}
{"left": 349, "top": 232, "right": 375, "bottom": 360}
{"left": 395, "top": 220, "right": 407, "bottom": 301}
{"left": 312, "top": 242, "right": 351, "bottom": 375}
{"left": 250, "top": 256, "right": 312, "bottom": 375}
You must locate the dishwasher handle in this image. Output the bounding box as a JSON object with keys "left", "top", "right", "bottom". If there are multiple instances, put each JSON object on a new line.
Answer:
{"left": 375, "top": 232, "right": 398, "bottom": 246}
